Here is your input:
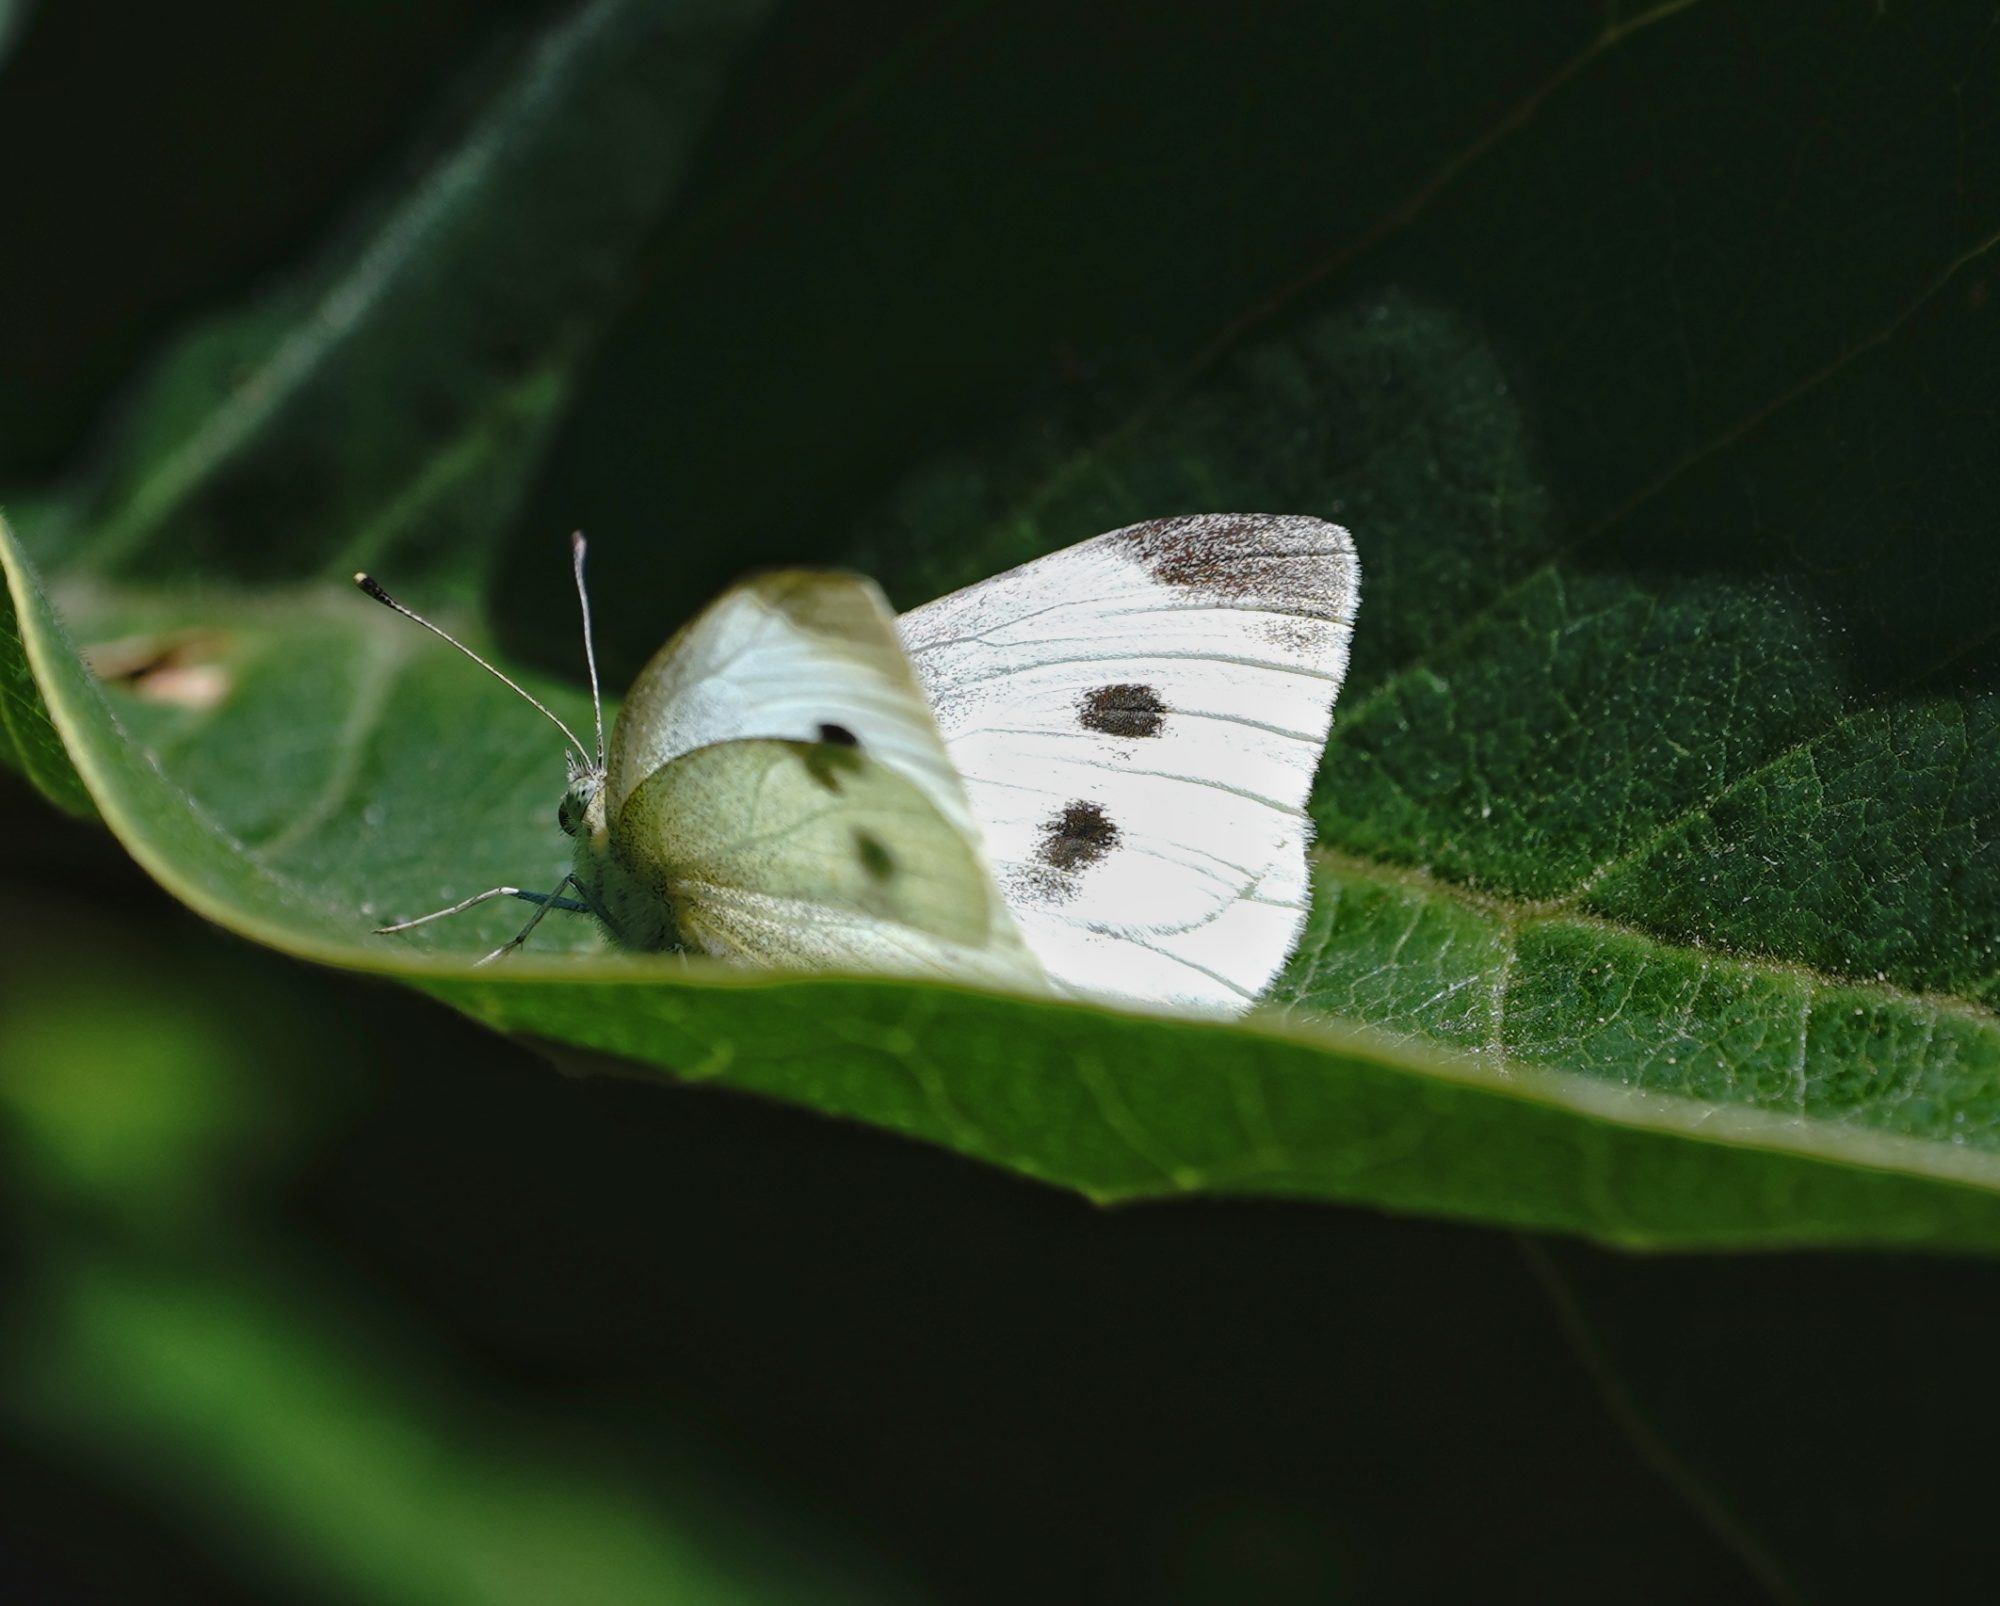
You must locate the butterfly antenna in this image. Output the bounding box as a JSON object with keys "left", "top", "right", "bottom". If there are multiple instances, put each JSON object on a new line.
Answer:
{"left": 353, "top": 572, "right": 592, "bottom": 766}
{"left": 570, "top": 531, "right": 605, "bottom": 768}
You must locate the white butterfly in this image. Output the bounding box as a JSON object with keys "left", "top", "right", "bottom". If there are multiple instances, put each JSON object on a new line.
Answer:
{"left": 359, "top": 514, "right": 1359, "bottom": 1016}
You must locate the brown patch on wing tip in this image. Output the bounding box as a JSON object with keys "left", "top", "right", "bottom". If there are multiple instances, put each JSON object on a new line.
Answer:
{"left": 1079, "top": 682, "right": 1166, "bottom": 738}
{"left": 1111, "top": 515, "right": 1258, "bottom": 594}
{"left": 1036, "top": 799, "right": 1119, "bottom": 873}
{"left": 1107, "top": 513, "right": 1352, "bottom": 610}
{"left": 1260, "top": 616, "right": 1331, "bottom": 654}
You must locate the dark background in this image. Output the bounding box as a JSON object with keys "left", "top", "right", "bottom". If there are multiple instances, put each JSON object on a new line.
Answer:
{"left": 4, "top": 2, "right": 1998, "bottom": 1601}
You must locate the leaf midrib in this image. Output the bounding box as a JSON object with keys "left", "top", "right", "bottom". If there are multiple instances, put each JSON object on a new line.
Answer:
{"left": 76, "top": 1, "right": 629, "bottom": 571}
{"left": 60, "top": 559, "right": 2000, "bottom": 1027}
{"left": 67, "top": 0, "right": 968, "bottom": 582}
{"left": 970, "top": 0, "right": 1712, "bottom": 550}
{"left": 25, "top": 510, "right": 2000, "bottom": 1208}
{"left": 1311, "top": 843, "right": 2000, "bottom": 1033}
{"left": 960, "top": 13, "right": 2000, "bottom": 815}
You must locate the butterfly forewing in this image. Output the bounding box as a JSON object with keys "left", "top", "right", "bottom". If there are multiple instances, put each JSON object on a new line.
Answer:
{"left": 897, "top": 514, "right": 1359, "bottom": 1013}
{"left": 608, "top": 571, "right": 982, "bottom": 843}
{"left": 585, "top": 569, "right": 1036, "bottom": 980}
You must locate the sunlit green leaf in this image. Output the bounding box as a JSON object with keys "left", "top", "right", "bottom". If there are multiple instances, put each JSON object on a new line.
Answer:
{"left": 6, "top": 0, "right": 2000, "bottom": 1255}
{"left": 9, "top": 507, "right": 2000, "bottom": 1251}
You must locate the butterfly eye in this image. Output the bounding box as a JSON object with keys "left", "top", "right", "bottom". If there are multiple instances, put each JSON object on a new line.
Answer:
{"left": 557, "top": 794, "right": 581, "bottom": 837}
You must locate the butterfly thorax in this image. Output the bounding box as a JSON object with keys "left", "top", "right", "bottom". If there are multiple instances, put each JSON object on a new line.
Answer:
{"left": 559, "top": 763, "right": 680, "bottom": 951}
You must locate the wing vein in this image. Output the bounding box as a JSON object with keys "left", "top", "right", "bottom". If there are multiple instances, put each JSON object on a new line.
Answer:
{"left": 925, "top": 645, "right": 1347, "bottom": 680}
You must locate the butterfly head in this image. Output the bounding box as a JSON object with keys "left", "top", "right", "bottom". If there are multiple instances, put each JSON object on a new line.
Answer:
{"left": 557, "top": 750, "right": 606, "bottom": 839}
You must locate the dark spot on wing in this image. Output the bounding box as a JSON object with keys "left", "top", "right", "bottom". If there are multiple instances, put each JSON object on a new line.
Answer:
{"left": 801, "top": 741, "right": 865, "bottom": 793}
{"left": 817, "top": 722, "right": 860, "bottom": 747}
{"left": 1014, "top": 800, "right": 1122, "bottom": 906}
{"left": 1036, "top": 799, "right": 1119, "bottom": 873}
{"left": 1079, "top": 682, "right": 1166, "bottom": 738}
{"left": 854, "top": 829, "right": 896, "bottom": 881}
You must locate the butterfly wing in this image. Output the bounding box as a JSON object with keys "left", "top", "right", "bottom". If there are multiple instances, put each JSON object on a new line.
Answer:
{"left": 608, "top": 570, "right": 981, "bottom": 842}
{"left": 897, "top": 514, "right": 1359, "bottom": 1013}
{"left": 594, "top": 570, "right": 1039, "bottom": 984}
{"left": 617, "top": 737, "right": 1041, "bottom": 988}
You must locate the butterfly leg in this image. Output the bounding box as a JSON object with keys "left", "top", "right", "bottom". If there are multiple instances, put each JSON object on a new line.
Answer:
{"left": 475, "top": 875, "right": 589, "bottom": 966}
{"left": 376, "top": 883, "right": 589, "bottom": 936}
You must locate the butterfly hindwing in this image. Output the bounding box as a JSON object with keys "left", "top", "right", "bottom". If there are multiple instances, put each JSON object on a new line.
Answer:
{"left": 616, "top": 737, "right": 1040, "bottom": 987}
{"left": 897, "top": 514, "right": 1359, "bottom": 1013}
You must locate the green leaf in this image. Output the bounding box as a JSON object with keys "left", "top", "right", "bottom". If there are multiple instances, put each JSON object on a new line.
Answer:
{"left": 9, "top": 510, "right": 2000, "bottom": 1252}
{"left": 0, "top": 532, "right": 94, "bottom": 819}
{"left": 9, "top": 1, "right": 2000, "bottom": 1251}
{"left": 34, "top": 0, "right": 780, "bottom": 587}
{"left": 7, "top": 1240, "right": 877, "bottom": 1606}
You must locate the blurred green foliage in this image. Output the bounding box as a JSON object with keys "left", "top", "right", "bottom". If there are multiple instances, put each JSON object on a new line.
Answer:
{"left": 5, "top": 0, "right": 2000, "bottom": 1599}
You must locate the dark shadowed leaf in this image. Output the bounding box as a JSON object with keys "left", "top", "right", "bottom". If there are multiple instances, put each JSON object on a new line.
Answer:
{"left": 27, "top": 0, "right": 779, "bottom": 589}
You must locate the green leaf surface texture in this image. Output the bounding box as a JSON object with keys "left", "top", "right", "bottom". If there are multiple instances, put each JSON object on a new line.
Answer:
{"left": 6, "top": 0, "right": 1999, "bottom": 1250}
